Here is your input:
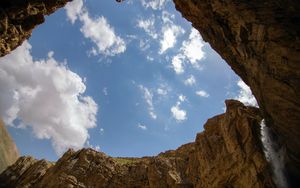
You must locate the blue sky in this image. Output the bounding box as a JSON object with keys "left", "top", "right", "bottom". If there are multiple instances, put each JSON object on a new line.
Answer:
{"left": 0, "top": 0, "right": 257, "bottom": 161}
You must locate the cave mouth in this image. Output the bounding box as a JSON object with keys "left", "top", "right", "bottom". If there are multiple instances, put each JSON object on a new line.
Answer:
{"left": 0, "top": 0, "right": 255, "bottom": 161}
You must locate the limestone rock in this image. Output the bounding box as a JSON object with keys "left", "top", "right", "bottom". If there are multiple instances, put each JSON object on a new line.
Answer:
{"left": 0, "top": 100, "right": 275, "bottom": 188}
{"left": 0, "top": 0, "right": 71, "bottom": 57}
{"left": 0, "top": 118, "right": 19, "bottom": 173}
{"left": 173, "top": 0, "right": 300, "bottom": 185}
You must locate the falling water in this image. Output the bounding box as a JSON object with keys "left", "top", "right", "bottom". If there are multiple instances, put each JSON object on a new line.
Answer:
{"left": 260, "top": 119, "right": 288, "bottom": 188}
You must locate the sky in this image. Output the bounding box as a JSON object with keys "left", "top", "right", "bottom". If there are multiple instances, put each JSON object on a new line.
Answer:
{"left": 0, "top": 0, "right": 257, "bottom": 161}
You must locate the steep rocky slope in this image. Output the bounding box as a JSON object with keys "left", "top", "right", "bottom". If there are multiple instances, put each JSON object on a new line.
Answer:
{"left": 0, "top": 119, "right": 19, "bottom": 173}
{"left": 0, "top": 100, "right": 275, "bottom": 188}
{"left": 0, "top": 0, "right": 70, "bottom": 57}
{"left": 173, "top": 0, "right": 300, "bottom": 185}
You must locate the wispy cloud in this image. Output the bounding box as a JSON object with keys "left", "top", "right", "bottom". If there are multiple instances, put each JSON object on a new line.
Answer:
{"left": 184, "top": 75, "right": 196, "bottom": 86}
{"left": 0, "top": 41, "right": 98, "bottom": 155}
{"left": 140, "top": 0, "right": 169, "bottom": 10}
{"left": 196, "top": 90, "right": 209, "bottom": 98}
{"left": 139, "top": 85, "right": 157, "bottom": 119}
{"left": 137, "top": 17, "right": 158, "bottom": 39}
{"left": 137, "top": 123, "right": 147, "bottom": 130}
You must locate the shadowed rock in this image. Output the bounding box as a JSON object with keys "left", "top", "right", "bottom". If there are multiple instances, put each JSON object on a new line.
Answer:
{"left": 173, "top": 0, "right": 300, "bottom": 185}
{"left": 0, "top": 0, "right": 71, "bottom": 57}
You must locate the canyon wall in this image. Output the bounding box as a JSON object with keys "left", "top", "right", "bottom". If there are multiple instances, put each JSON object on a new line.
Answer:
{"left": 0, "top": 119, "right": 19, "bottom": 173}
{"left": 173, "top": 0, "right": 300, "bottom": 185}
{"left": 0, "top": 100, "right": 275, "bottom": 188}
{"left": 0, "top": 0, "right": 70, "bottom": 57}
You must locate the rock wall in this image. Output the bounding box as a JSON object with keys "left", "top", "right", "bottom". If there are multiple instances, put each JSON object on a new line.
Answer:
{"left": 0, "top": 100, "right": 275, "bottom": 188}
{"left": 0, "top": 0, "right": 70, "bottom": 57}
{"left": 0, "top": 119, "right": 19, "bottom": 173}
{"left": 173, "top": 0, "right": 300, "bottom": 185}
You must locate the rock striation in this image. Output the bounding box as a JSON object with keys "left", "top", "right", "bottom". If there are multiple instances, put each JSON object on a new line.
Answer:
{"left": 173, "top": 0, "right": 300, "bottom": 185}
{"left": 0, "top": 119, "right": 19, "bottom": 173}
{"left": 0, "top": 0, "right": 70, "bottom": 57}
{"left": 0, "top": 100, "right": 275, "bottom": 188}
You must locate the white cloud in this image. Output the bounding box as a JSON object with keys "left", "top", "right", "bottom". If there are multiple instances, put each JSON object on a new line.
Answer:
{"left": 182, "top": 28, "right": 205, "bottom": 66}
{"left": 179, "top": 94, "right": 186, "bottom": 102}
{"left": 171, "top": 105, "right": 187, "bottom": 122}
{"left": 80, "top": 12, "right": 126, "bottom": 56}
{"left": 196, "top": 90, "right": 209, "bottom": 97}
{"left": 65, "top": 0, "right": 83, "bottom": 24}
{"left": 141, "top": 0, "right": 169, "bottom": 10}
{"left": 157, "top": 88, "right": 167, "bottom": 96}
{"left": 0, "top": 41, "right": 98, "bottom": 155}
{"left": 139, "top": 85, "right": 157, "bottom": 119}
{"left": 171, "top": 28, "right": 206, "bottom": 74}
{"left": 235, "top": 80, "right": 258, "bottom": 106}
{"left": 159, "top": 25, "right": 184, "bottom": 54}
{"left": 137, "top": 123, "right": 147, "bottom": 130}
{"left": 65, "top": 0, "right": 126, "bottom": 56}
{"left": 171, "top": 55, "right": 184, "bottom": 74}
{"left": 184, "top": 75, "right": 196, "bottom": 86}
{"left": 137, "top": 17, "right": 158, "bottom": 39}
{"left": 170, "top": 95, "right": 187, "bottom": 122}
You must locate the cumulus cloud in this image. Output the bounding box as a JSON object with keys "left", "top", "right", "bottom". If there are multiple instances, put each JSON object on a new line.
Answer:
{"left": 196, "top": 90, "right": 209, "bottom": 97}
{"left": 65, "top": 0, "right": 83, "bottom": 24}
{"left": 159, "top": 25, "right": 184, "bottom": 54}
{"left": 137, "top": 123, "right": 147, "bottom": 130}
{"left": 171, "top": 105, "right": 187, "bottom": 122}
{"left": 182, "top": 28, "right": 205, "bottom": 66}
{"left": 171, "top": 28, "right": 206, "bottom": 74}
{"left": 235, "top": 80, "right": 258, "bottom": 106}
{"left": 170, "top": 95, "right": 187, "bottom": 122}
{"left": 184, "top": 75, "right": 196, "bottom": 86}
{"left": 139, "top": 85, "right": 157, "bottom": 119}
{"left": 65, "top": 0, "right": 126, "bottom": 56}
{"left": 0, "top": 41, "right": 98, "bottom": 155}
{"left": 141, "top": 0, "right": 169, "bottom": 10}
{"left": 171, "top": 55, "right": 184, "bottom": 74}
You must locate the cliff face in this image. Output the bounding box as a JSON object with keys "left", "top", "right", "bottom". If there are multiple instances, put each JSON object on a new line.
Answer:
{"left": 173, "top": 0, "right": 300, "bottom": 184}
{"left": 0, "top": 119, "right": 19, "bottom": 173}
{"left": 0, "top": 100, "right": 275, "bottom": 188}
{"left": 0, "top": 0, "right": 70, "bottom": 57}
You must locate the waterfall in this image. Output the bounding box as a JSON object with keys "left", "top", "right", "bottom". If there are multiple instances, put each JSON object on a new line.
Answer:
{"left": 260, "top": 119, "right": 287, "bottom": 188}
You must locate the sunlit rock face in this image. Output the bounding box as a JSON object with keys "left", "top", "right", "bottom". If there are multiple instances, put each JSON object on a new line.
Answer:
{"left": 173, "top": 0, "right": 300, "bottom": 185}
{"left": 0, "top": 0, "right": 70, "bottom": 57}
{"left": 0, "top": 119, "right": 19, "bottom": 173}
{"left": 0, "top": 100, "right": 275, "bottom": 188}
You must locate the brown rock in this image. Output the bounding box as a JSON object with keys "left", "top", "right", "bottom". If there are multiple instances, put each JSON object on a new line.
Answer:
{"left": 0, "top": 118, "right": 19, "bottom": 173}
{"left": 0, "top": 100, "right": 275, "bottom": 188}
{"left": 173, "top": 0, "right": 300, "bottom": 185}
{"left": 0, "top": 0, "right": 71, "bottom": 57}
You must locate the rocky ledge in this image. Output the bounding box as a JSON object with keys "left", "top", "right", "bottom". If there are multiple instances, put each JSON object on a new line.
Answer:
{"left": 173, "top": 0, "right": 300, "bottom": 185}
{"left": 0, "top": 119, "right": 19, "bottom": 173}
{"left": 0, "top": 100, "right": 275, "bottom": 188}
{"left": 0, "top": 0, "right": 70, "bottom": 57}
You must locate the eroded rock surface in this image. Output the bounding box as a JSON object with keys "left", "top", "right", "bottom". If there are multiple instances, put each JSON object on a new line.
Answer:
{"left": 0, "top": 0, "right": 70, "bottom": 57}
{"left": 0, "top": 100, "right": 275, "bottom": 188}
{"left": 173, "top": 0, "right": 300, "bottom": 184}
{"left": 0, "top": 119, "right": 19, "bottom": 173}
